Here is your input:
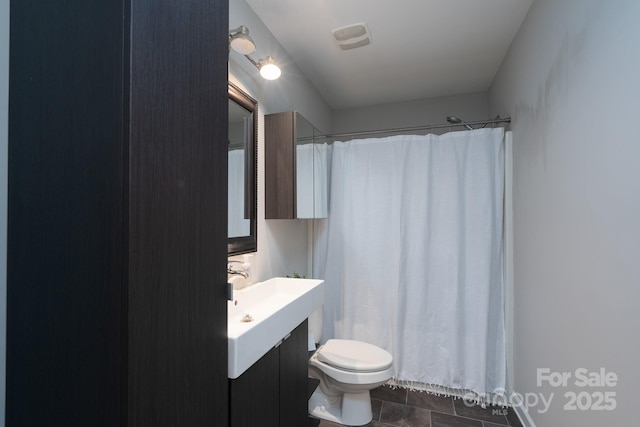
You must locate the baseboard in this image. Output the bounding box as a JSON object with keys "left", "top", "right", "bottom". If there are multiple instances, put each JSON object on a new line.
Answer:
{"left": 513, "top": 402, "right": 537, "bottom": 427}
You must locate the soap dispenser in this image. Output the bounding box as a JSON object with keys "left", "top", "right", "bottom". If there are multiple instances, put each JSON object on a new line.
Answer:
{"left": 241, "top": 254, "right": 253, "bottom": 285}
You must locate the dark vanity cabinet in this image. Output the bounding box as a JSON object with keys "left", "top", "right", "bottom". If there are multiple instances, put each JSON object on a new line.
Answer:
{"left": 229, "top": 320, "right": 310, "bottom": 427}
{"left": 265, "top": 112, "right": 329, "bottom": 219}
{"left": 7, "top": 1, "right": 229, "bottom": 426}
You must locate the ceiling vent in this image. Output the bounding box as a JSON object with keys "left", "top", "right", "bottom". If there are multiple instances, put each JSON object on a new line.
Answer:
{"left": 331, "top": 23, "right": 371, "bottom": 50}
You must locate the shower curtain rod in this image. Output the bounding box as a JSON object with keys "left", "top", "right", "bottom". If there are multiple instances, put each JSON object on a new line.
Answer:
{"left": 324, "top": 116, "right": 511, "bottom": 140}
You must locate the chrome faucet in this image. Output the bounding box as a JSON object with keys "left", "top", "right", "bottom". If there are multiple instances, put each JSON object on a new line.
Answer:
{"left": 227, "top": 260, "right": 248, "bottom": 278}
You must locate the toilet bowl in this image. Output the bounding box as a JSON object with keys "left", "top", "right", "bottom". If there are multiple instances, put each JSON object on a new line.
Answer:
{"left": 308, "top": 334, "right": 393, "bottom": 426}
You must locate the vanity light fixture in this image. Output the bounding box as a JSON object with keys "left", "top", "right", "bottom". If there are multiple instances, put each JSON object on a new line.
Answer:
{"left": 229, "top": 25, "right": 282, "bottom": 80}
{"left": 246, "top": 55, "right": 282, "bottom": 80}
{"left": 229, "top": 25, "right": 256, "bottom": 55}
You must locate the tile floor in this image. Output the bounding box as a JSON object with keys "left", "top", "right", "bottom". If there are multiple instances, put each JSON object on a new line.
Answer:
{"left": 308, "top": 385, "right": 524, "bottom": 427}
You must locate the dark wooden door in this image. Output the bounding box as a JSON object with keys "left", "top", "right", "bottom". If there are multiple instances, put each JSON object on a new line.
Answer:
{"left": 7, "top": 0, "right": 229, "bottom": 425}
{"left": 7, "top": 1, "right": 128, "bottom": 424}
{"left": 127, "top": 0, "right": 229, "bottom": 425}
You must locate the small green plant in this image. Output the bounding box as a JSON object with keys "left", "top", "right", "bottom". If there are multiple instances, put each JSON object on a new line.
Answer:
{"left": 286, "top": 272, "right": 306, "bottom": 279}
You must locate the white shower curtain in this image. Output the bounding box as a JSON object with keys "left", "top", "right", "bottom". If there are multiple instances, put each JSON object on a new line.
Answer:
{"left": 313, "top": 128, "right": 506, "bottom": 400}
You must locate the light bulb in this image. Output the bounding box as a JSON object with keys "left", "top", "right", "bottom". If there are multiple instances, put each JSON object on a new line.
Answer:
{"left": 259, "top": 57, "right": 281, "bottom": 80}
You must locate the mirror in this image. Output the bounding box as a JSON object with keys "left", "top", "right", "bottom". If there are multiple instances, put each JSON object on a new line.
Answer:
{"left": 296, "top": 114, "right": 330, "bottom": 218}
{"left": 228, "top": 82, "right": 257, "bottom": 255}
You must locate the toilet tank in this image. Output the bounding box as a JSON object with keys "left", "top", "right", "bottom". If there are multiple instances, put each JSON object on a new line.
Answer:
{"left": 308, "top": 307, "right": 323, "bottom": 345}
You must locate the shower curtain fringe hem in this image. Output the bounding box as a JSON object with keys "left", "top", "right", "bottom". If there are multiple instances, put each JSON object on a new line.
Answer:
{"left": 387, "top": 378, "right": 509, "bottom": 408}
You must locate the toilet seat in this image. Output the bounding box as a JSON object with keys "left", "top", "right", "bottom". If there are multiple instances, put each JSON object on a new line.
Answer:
{"left": 317, "top": 339, "right": 393, "bottom": 372}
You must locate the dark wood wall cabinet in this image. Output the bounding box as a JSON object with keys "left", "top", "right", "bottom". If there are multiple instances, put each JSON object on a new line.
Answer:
{"left": 265, "top": 112, "right": 297, "bottom": 219}
{"left": 229, "top": 320, "right": 310, "bottom": 427}
{"left": 265, "top": 112, "right": 329, "bottom": 219}
{"left": 7, "top": 1, "right": 229, "bottom": 426}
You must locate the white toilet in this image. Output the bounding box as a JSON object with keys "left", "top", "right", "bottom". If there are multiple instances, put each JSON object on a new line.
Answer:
{"left": 308, "top": 309, "right": 394, "bottom": 426}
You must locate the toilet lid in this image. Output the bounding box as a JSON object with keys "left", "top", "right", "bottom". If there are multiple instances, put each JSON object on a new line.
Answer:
{"left": 317, "top": 339, "right": 393, "bottom": 372}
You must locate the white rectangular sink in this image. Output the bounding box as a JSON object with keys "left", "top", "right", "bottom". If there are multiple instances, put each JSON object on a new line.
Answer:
{"left": 227, "top": 277, "right": 324, "bottom": 379}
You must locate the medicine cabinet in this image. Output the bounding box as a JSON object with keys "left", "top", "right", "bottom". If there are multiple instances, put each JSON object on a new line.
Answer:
{"left": 265, "top": 111, "right": 330, "bottom": 219}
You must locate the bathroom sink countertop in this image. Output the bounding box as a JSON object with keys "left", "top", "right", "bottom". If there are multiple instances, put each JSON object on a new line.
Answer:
{"left": 227, "top": 277, "right": 324, "bottom": 379}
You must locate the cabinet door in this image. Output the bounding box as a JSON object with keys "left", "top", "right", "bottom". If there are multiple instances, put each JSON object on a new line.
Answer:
{"left": 279, "top": 320, "right": 310, "bottom": 427}
{"left": 229, "top": 346, "right": 280, "bottom": 427}
{"left": 265, "top": 111, "right": 297, "bottom": 219}
{"left": 229, "top": 320, "right": 310, "bottom": 427}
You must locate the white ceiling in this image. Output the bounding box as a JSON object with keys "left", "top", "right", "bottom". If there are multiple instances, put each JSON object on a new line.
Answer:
{"left": 245, "top": 0, "right": 533, "bottom": 109}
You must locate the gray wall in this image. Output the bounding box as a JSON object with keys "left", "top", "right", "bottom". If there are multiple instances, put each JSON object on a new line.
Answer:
{"left": 332, "top": 92, "right": 489, "bottom": 135}
{"left": 229, "top": 0, "right": 332, "bottom": 281}
{"left": 230, "top": 0, "right": 331, "bottom": 133}
{"left": 490, "top": 0, "right": 640, "bottom": 425}
{"left": 1, "top": 0, "right": 8, "bottom": 423}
